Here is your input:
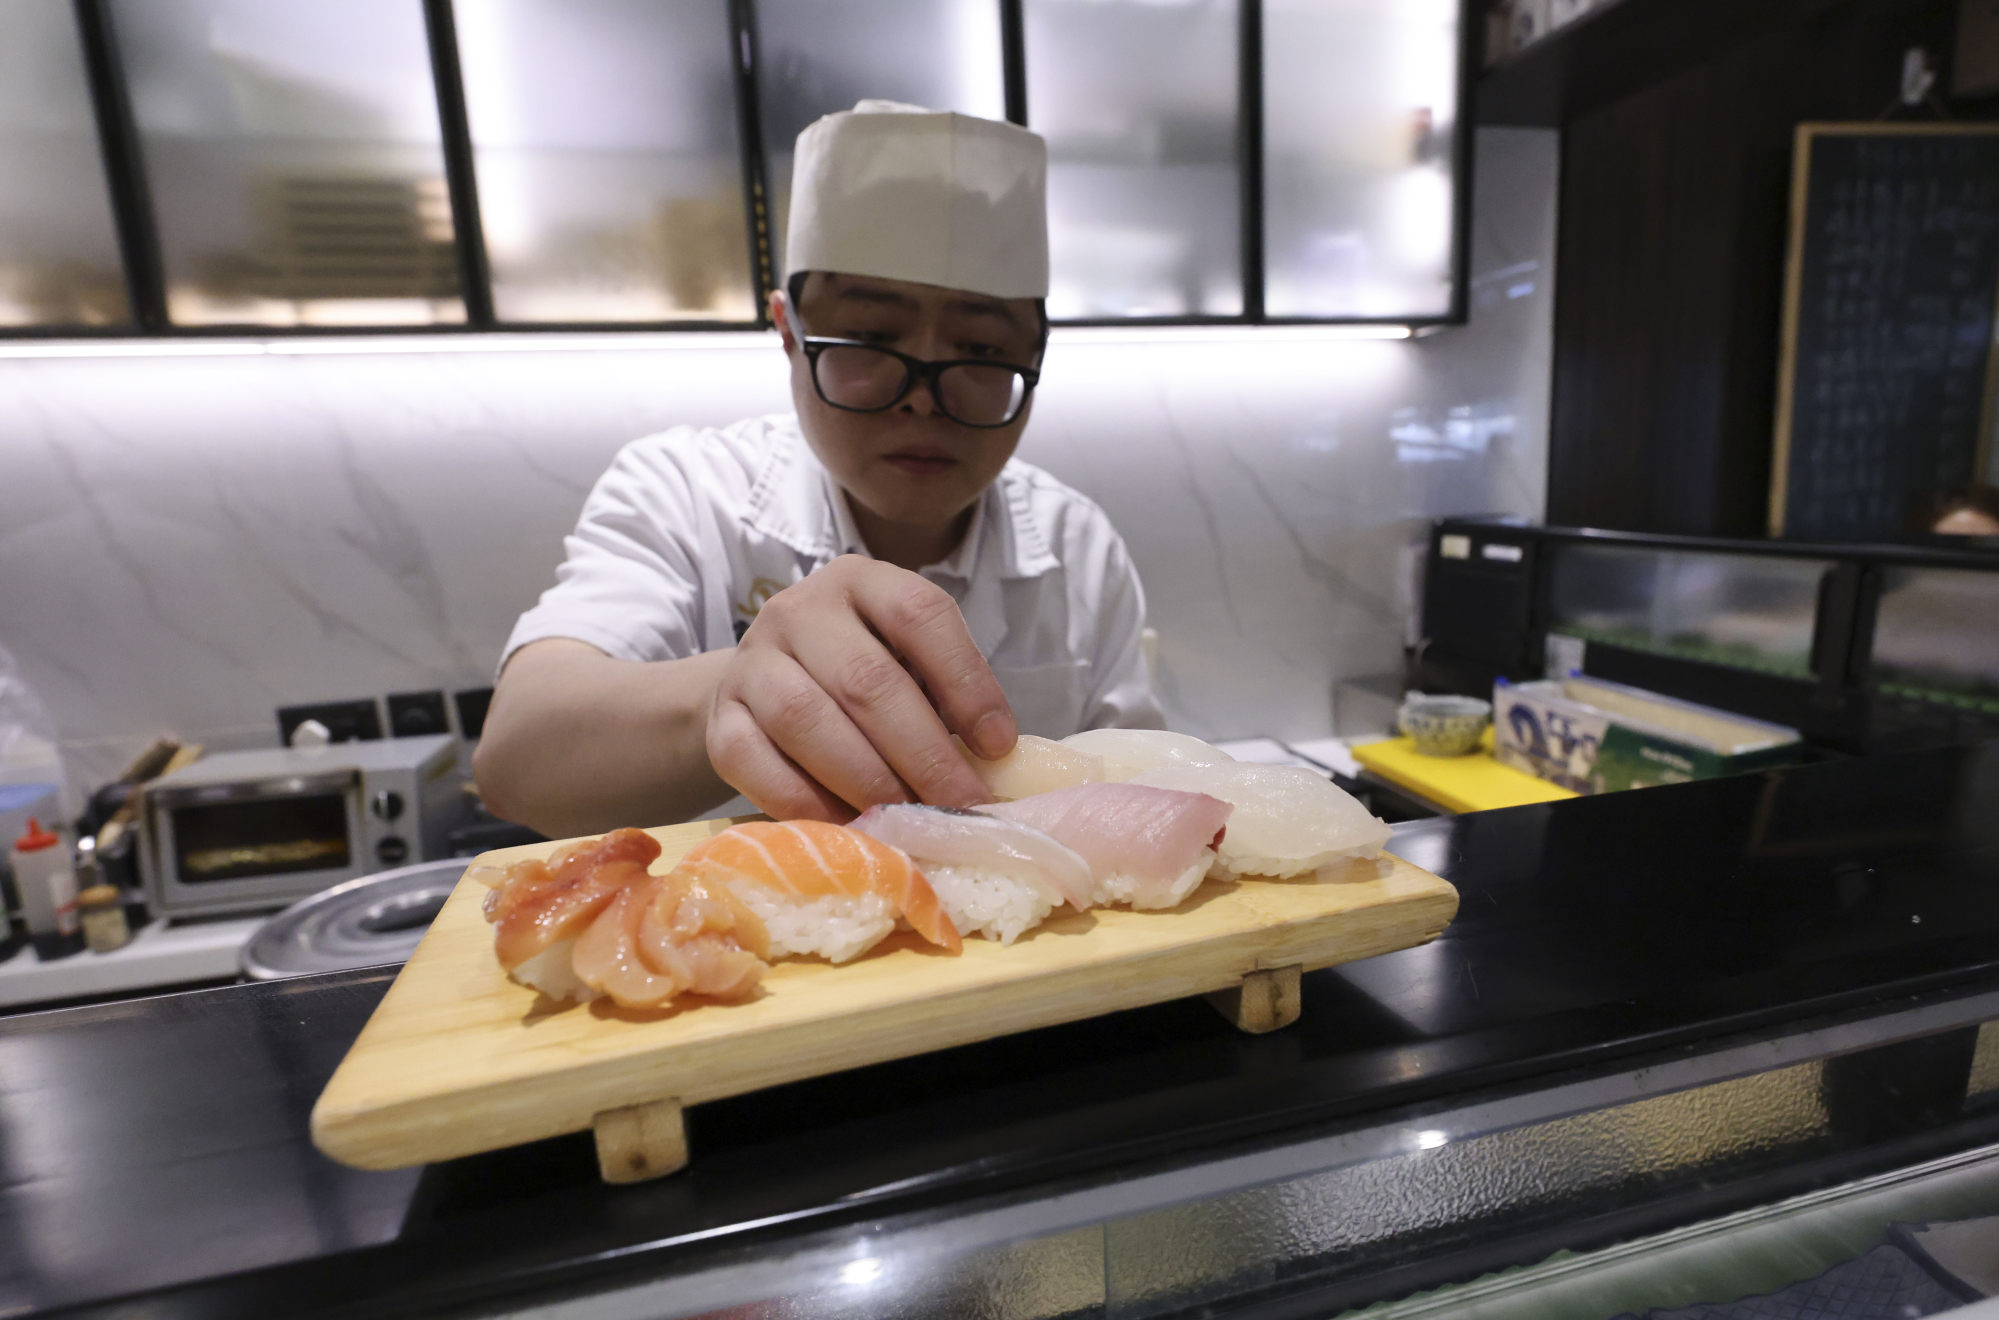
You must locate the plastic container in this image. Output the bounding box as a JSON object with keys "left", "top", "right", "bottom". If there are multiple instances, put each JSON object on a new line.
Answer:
{"left": 1492, "top": 676, "right": 1802, "bottom": 794}
{"left": 79, "top": 885, "right": 131, "bottom": 954}
{"left": 12, "top": 817, "right": 81, "bottom": 958}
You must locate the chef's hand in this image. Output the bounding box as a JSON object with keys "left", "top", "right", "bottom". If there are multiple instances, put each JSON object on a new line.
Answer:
{"left": 707, "top": 555, "right": 1017, "bottom": 821}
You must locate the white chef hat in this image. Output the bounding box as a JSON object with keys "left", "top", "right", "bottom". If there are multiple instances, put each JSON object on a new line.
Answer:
{"left": 785, "top": 100, "right": 1049, "bottom": 300}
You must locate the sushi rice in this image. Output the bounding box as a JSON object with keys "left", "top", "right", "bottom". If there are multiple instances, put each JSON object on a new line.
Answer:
{"left": 723, "top": 883, "right": 896, "bottom": 964}
{"left": 1090, "top": 852, "right": 1216, "bottom": 910}
{"left": 510, "top": 937, "right": 600, "bottom": 1003}
{"left": 922, "top": 864, "right": 1058, "bottom": 945}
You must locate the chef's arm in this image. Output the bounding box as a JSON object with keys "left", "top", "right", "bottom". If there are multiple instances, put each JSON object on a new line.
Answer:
{"left": 475, "top": 558, "right": 1017, "bottom": 837}
{"left": 476, "top": 639, "right": 738, "bottom": 838}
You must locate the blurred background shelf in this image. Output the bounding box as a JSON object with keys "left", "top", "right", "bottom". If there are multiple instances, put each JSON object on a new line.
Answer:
{"left": 1477, "top": 0, "right": 1853, "bottom": 126}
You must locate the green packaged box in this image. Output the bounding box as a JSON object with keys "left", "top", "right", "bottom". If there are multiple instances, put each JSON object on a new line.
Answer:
{"left": 1491, "top": 676, "right": 1802, "bottom": 795}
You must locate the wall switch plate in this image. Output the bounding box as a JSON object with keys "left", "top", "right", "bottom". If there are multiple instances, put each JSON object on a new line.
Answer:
{"left": 387, "top": 690, "right": 450, "bottom": 739}
{"left": 278, "top": 700, "right": 383, "bottom": 746}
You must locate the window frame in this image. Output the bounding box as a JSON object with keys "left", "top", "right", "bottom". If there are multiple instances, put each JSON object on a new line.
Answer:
{"left": 3, "top": 0, "right": 1472, "bottom": 340}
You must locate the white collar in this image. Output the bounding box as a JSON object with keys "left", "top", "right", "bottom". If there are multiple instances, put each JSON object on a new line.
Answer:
{"left": 745, "top": 415, "right": 1058, "bottom": 580}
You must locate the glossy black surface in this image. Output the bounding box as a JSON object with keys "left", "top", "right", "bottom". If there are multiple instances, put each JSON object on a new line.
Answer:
{"left": 4, "top": 742, "right": 1998, "bottom": 1317}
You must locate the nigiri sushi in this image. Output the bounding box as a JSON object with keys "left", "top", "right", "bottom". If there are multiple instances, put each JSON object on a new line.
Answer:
{"left": 956, "top": 733, "right": 1105, "bottom": 801}
{"left": 484, "top": 827, "right": 664, "bottom": 1002}
{"left": 980, "top": 782, "right": 1233, "bottom": 910}
{"left": 680, "top": 820, "right": 960, "bottom": 961}
{"left": 1127, "top": 763, "right": 1391, "bottom": 879}
{"left": 1059, "top": 729, "right": 1234, "bottom": 781}
{"left": 853, "top": 804, "right": 1094, "bottom": 944}
{"left": 571, "top": 865, "right": 771, "bottom": 1008}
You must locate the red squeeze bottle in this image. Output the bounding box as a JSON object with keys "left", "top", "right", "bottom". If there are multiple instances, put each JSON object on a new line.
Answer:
{"left": 12, "top": 818, "right": 81, "bottom": 950}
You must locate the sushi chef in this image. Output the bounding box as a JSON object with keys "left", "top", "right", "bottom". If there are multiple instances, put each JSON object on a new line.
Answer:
{"left": 476, "top": 101, "right": 1163, "bottom": 837}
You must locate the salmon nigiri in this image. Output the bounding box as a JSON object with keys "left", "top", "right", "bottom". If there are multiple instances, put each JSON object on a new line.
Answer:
{"left": 680, "top": 820, "right": 961, "bottom": 961}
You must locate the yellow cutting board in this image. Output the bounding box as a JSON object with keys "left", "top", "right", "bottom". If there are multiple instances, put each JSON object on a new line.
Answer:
{"left": 1353, "top": 731, "right": 1576, "bottom": 814}
{"left": 311, "top": 818, "right": 1457, "bottom": 1177}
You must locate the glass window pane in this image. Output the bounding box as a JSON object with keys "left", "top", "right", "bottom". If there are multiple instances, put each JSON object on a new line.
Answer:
{"left": 0, "top": 1, "right": 129, "bottom": 327}
{"left": 1872, "top": 568, "right": 1999, "bottom": 711}
{"left": 1263, "top": 0, "right": 1461, "bottom": 319}
{"left": 754, "top": 0, "right": 1006, "bottom": 282}
{"left": 1025, "top": 0, "right": 1241, "bottom": 319}
{"left": 1549, "top": 546, "right": 1832, "bottom": 681}
{"left": 454, "top": 0, "right": 755, "bottom": 324}
{"left": 108, "top": 0, "right": 465, "bottom": 327}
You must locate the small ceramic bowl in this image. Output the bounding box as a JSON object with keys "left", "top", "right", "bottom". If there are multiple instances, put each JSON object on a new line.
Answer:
{"left": 1397, "top": 693, "right": 1492, "bottom": 757}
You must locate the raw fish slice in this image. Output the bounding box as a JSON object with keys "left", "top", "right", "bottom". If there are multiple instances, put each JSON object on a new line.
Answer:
{"left": 572, "top": 883, "right": 684, "bottom": 1007}
{"left": 636, "top": 868, "right": 770, "bottom": 1000}
{"left": 956, "top": 733, "right": 1106, "bottom": 800}
{"left": 1059, "top": 729, "right": 1234, "bottom": 781}
{"left": 980, "top": 783, "right": 1233, "bottom": 910}
{"left": 1127, "top": 763, "right": 1391, "bottom": 879}
{"left": 853, "top": 805, "right": 1095, "bottom": 909}
{"left": 852, "top": 804, "right": 1094, "bottom": 944}
{"left": 681, "top": 821, "right": 961, "bottom": 953}
{"left": 483, "top": 826, "right": 662, "bottom": 972}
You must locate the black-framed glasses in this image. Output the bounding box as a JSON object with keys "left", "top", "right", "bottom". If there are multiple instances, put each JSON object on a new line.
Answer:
{"left": 799, "top": 337, "right": 1041, "bottom": 429}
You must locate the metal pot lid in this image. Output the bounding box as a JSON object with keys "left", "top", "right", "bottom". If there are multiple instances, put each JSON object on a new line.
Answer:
{"left": 241, "top": 857, "right": 469, "bottom": 981}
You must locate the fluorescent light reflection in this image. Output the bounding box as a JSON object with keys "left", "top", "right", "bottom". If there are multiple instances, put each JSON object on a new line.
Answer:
{"left": 839, "top": 1257, "right": 884, "bottom": 1287}
{"left": 1053, "top": 324, "right": 1414, "bottom": 345}
{"left": 1414, "top": 1129, "right": 1449, "bottom": 1150}
{"left": 0, "top": 331, "right": 780, "bottom": 358}
{"left": 0, "top": 323, "right": 1419, "bottom": 359}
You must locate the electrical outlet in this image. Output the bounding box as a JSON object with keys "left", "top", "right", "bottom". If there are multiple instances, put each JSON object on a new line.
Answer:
{"left": 277, "top": 699, "right": 382, "bottom": 746}
{"left": 387, "top": 690, "right": 449, "bottom": 738}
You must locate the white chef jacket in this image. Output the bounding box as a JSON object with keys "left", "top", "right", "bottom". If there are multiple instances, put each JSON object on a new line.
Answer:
{"left": 502, "top": 413, "right": 1163, "bottom": 737}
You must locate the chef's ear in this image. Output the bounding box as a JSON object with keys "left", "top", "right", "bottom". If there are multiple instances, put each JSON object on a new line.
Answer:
{"left": 770, "top": 288, "right": 798, "bottom": 352}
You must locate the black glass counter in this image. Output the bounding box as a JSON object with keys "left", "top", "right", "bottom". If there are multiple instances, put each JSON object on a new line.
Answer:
{"left": 4, "top": 742, "right": 1999, "bottom": 1319}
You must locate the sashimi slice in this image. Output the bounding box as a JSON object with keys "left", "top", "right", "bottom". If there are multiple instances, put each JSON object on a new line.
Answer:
{"left": 1127, "top": 763, "right": 1391, "bottom": 879}
{"left": 1059, "top": 729, "right": 1234, "bottom": 781}
{"left": 483, "top": 827, "right": 661, "bottom": 972}
{"left": 571, "top": 883, "right": 685, "bottom": 1007}
{"left": 852, "top": 804, "right": 1093, "bottom": 944}
{"left": 980, "top": 782, "right": 1233, "bottom": 910}
{"left": 681, "top": 820, "right": 961, "bottom": 954}
{"left": 956, "top": 733, "right": 1106, "bottom": 800}
{"left": 637, "top": 868, "right": 770, "bottom": 999}
{"left": 568, "top": 866, "right": 773, "bottom": 1009}
{"left": 853, "top": 804, "right": 1096, "bottom": 908}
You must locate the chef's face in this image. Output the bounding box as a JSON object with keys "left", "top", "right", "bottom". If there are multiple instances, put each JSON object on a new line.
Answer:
{"left": 775, "top": 272, "right": 1044, "bottom": 536}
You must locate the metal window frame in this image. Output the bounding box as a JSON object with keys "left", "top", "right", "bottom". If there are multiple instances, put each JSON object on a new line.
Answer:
{"left": 422, "top": 0, "right": 494, "bottom": 327}
{"left": 8, "top": 0, "right": 1476, "bottom": 341}
{"left": 67, "top": 0, "right": 163, "bottom": 332}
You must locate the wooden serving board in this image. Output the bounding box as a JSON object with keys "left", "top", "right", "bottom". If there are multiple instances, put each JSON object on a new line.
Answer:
{"left": 312, "top": 818, "right": 1457, "bottom": 1181}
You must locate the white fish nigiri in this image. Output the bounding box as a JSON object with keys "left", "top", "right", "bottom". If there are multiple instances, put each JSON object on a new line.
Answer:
{"left": 1127, "top": 763, "right": 1391, "bottom": 879}
{"left": 956, "top": 733, "right": 1106, "bottom": 801}
{"left": 851, "top": 804, "right": 1094, "bottom": 945}
{"left": 981, "top": 783, "right": 1233, "bottom": 910}
{"left": 1060, "top": 728, "right": 1235, "bottom": 781}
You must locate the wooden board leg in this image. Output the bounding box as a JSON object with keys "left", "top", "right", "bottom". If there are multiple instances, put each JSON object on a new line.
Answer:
{"left": 594, "top": 1097, "right": 687, "bottom": 1184}
{"left": 1207, "top": 965, "right": 1302, "bottom": 1034}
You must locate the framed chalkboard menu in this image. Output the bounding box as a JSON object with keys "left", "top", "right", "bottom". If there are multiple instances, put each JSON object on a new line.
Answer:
{"left": 1769, "top": 124, "right": 1999, "bottom": 540}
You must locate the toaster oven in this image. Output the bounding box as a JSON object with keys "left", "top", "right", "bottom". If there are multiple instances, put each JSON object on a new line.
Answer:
{"left": 141, "top": 735, "right": 464, "bottom": 918}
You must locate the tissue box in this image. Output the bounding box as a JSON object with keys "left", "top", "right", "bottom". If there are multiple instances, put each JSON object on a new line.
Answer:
{"left": 1493, "top": 676, "right": 1802, "bottom": 794}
